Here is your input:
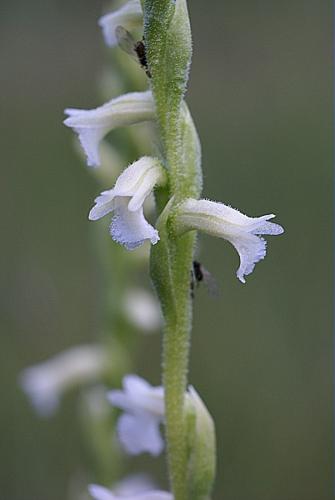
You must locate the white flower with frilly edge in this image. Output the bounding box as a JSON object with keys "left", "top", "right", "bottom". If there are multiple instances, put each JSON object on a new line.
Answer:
{"left": 175, "top": 198, "right": 284, "bottom": 283}
{"left": 89, "top": 157, "right": 166, "bottom": 250}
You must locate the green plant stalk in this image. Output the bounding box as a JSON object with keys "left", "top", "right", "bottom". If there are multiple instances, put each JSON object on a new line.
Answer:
{"left": 144, "top": 2, "right": 202, "bottom": 497}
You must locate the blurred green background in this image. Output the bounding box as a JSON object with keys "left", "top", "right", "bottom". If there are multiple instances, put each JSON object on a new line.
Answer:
{"left": 1, "top": 0, "right": 332, "bottom": 499}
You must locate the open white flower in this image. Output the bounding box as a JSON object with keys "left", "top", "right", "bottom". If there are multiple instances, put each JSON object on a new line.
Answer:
{"left": 89, "top": 484, "right": 173, "bottom": 500}
{"left": 176, "top": 198, "right": 284, "bottom": 283}
{"left": 98, "top": 0, "right": 143, "bottom": 48}
{"left": 107, "top": 374, "right": 165, "bottom": 456}
{"left": 64, "top": 91, "right": 155, "bottom": 167}
{"left": 89, "top": 157, "right": 166, "bottom": 250}
{"left": 19, "top": 345, "right": 108, "bottom": 417}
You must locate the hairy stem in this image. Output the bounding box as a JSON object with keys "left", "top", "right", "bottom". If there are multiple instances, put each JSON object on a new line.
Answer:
{"left": 144, "top": 1, "right": 201, "bottom": 498}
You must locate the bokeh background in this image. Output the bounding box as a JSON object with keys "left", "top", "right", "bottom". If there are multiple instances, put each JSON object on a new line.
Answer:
{"left": 1, "top": 0, "right": 332, "bottom": 499}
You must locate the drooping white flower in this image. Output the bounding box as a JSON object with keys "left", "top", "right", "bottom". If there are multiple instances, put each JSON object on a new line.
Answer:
{"left": 107, "top": 374, "right": 165, "bottom": 456}
{"left": 19, "top": 345, "right": 108, "bottom": 417}
{"left": 175, "top": 198, "right": 284, "bottom": 283}
{"left": 64, "top": 91, "right": 155, "bottom": 167}
{"left": 98, "top": 0, "right": 143, "bottom": 48}
{"left": 89, "top": 484, "right": 173, "bottom": 500}
{"left": 89, "top": 157, "right": 166, "bottom": 250}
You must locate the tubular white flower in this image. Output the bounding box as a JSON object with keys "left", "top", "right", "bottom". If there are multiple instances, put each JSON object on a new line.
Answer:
{"left": 98, "top": 0, "right": 143, "bottom": 48}
{"left": 19, "top": 345, "right": 108, "bottom": 417}
{"left": 175, "top": 198, "right": 284, "bottom": 283}
{"left": 89, "top": 157, "right": 166, "bottom": 250}
{"left": 107, "top": 374, "right": 165, "bottom": 456}
{"left": 89, "top": 484, "right": 173, "bottom": 500}
{"left": 64, "top": 91, "right": 155, "bottom": 167}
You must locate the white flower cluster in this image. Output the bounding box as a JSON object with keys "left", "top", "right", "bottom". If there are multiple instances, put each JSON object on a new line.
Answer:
{"left": 63, "top": 0, "right": 283, "bottom": 280}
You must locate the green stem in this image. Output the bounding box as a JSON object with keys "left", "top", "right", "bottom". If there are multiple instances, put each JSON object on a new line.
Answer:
{"left": 162, "top": 233, "right": 196, "bottom": 500}
{"left": 144, "top": 1, "right": 202, "bottom": 498}
{"left": 151, "top": 111, "right": 201, "bottom": 500}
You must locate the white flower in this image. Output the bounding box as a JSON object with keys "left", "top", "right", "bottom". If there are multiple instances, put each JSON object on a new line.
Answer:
{"left": 107, "top": 374, "right": 165, "bottom": 456}
{"left": 19, "top": 345, "right": 107, "bottom": 417}
{"left": 111, "top": 475, "right": 157, "bottom": 496}
{"left": 98, "top": 0, "right": 143, "bottom": 48}
{"left": 64, "top": 91, "right": 155, "bottom": 167}
{"left": 89, "top": 484, "right": 173, "bottom": 500}
{"left": 176, "top": 198, "right": 284, "bottom": 283}
{"left": 89, "top": 157, "right": 166, "bottom": 250}
{"left": 124, "top": 288, "right": 162, "bottom": 332}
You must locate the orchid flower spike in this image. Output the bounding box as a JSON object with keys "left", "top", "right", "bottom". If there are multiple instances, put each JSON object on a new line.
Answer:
{"left": 98, "top": 0, "right": 143, "bottom": 48}
{"left": 107, "top": 374, "right": 165, "bottom": 456}
{"left": 175, "top": 198, "right": 284, "bottom": 283}
{"left": 89, "top": 157, "right": 166, "bottom": 250}
{"left": 64, "top": 91, "right": 155, "bottom": 167}
{"left": 19, "top": 345, "right": 108, "bottom": 417}
{"left": 89, "top": 484, "right": 173, "bottom": 500}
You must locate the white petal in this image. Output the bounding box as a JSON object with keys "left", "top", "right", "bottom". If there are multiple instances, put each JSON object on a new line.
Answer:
{"left": 136, "top": 494, "right": 173, "bottom": 500}
{"left": 124, "top": 289, "right": 162, "bottom": 332}
{"left": 89, "top": 190, "right": 116, "bottom": 221}
{"left": 117, "top": 413, "right": 164, "bottom": 456}
{"left": 113, "top": 157, "right": 162, "bottom": 196}
{"left": 98, "top": 0, "right": 143, "bottom": 48}
{"left": 88, "top": 484, "right": 172, "bottom": 500}
{"left": 123, "top": 374, "right": 164, "bottom": 416}
{"left": 89, "top": 484, "right": 115, "bottom": 500}
{"left": 110, "top": 198, "right": 159, "bottom": 250}
{"left": 19, "top": 368, "right": 60, "bottom": 417}
{"left": 226, "top": 232, "right": 267, "bottom": 283}
{"left": 127, "top": 165, "right": 165, "bottom": 212}
{"left": 19, "top": 345, "right": 107, "bottom": 417}
{"left": 73, "top": 126, "right": 107, "bottom": 167}
{"left": 64, "top": 92, "right": 155, "bottom": 166}
{"left": 249, "top": 217, "right": 284, "bottom": 235}
{"left": 113, "top": 474, "right": 156, "bottom": 496}
{"left": 108, "top": 374, "right": 164, "bottom": 416}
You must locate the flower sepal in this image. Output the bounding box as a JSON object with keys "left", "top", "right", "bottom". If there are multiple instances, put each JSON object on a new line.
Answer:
{"left": 185, "top": 387, "right": 216, "bottom": 500}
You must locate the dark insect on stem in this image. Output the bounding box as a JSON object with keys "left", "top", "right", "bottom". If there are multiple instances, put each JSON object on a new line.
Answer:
{"left": 115, "top": 26, "right": 151, "bottom": 78}
{"left": 190, "top": 261, "right": 220, "bottom": 299}
{"left": 134, "top": 41, "right": 151, "bottom": 78}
